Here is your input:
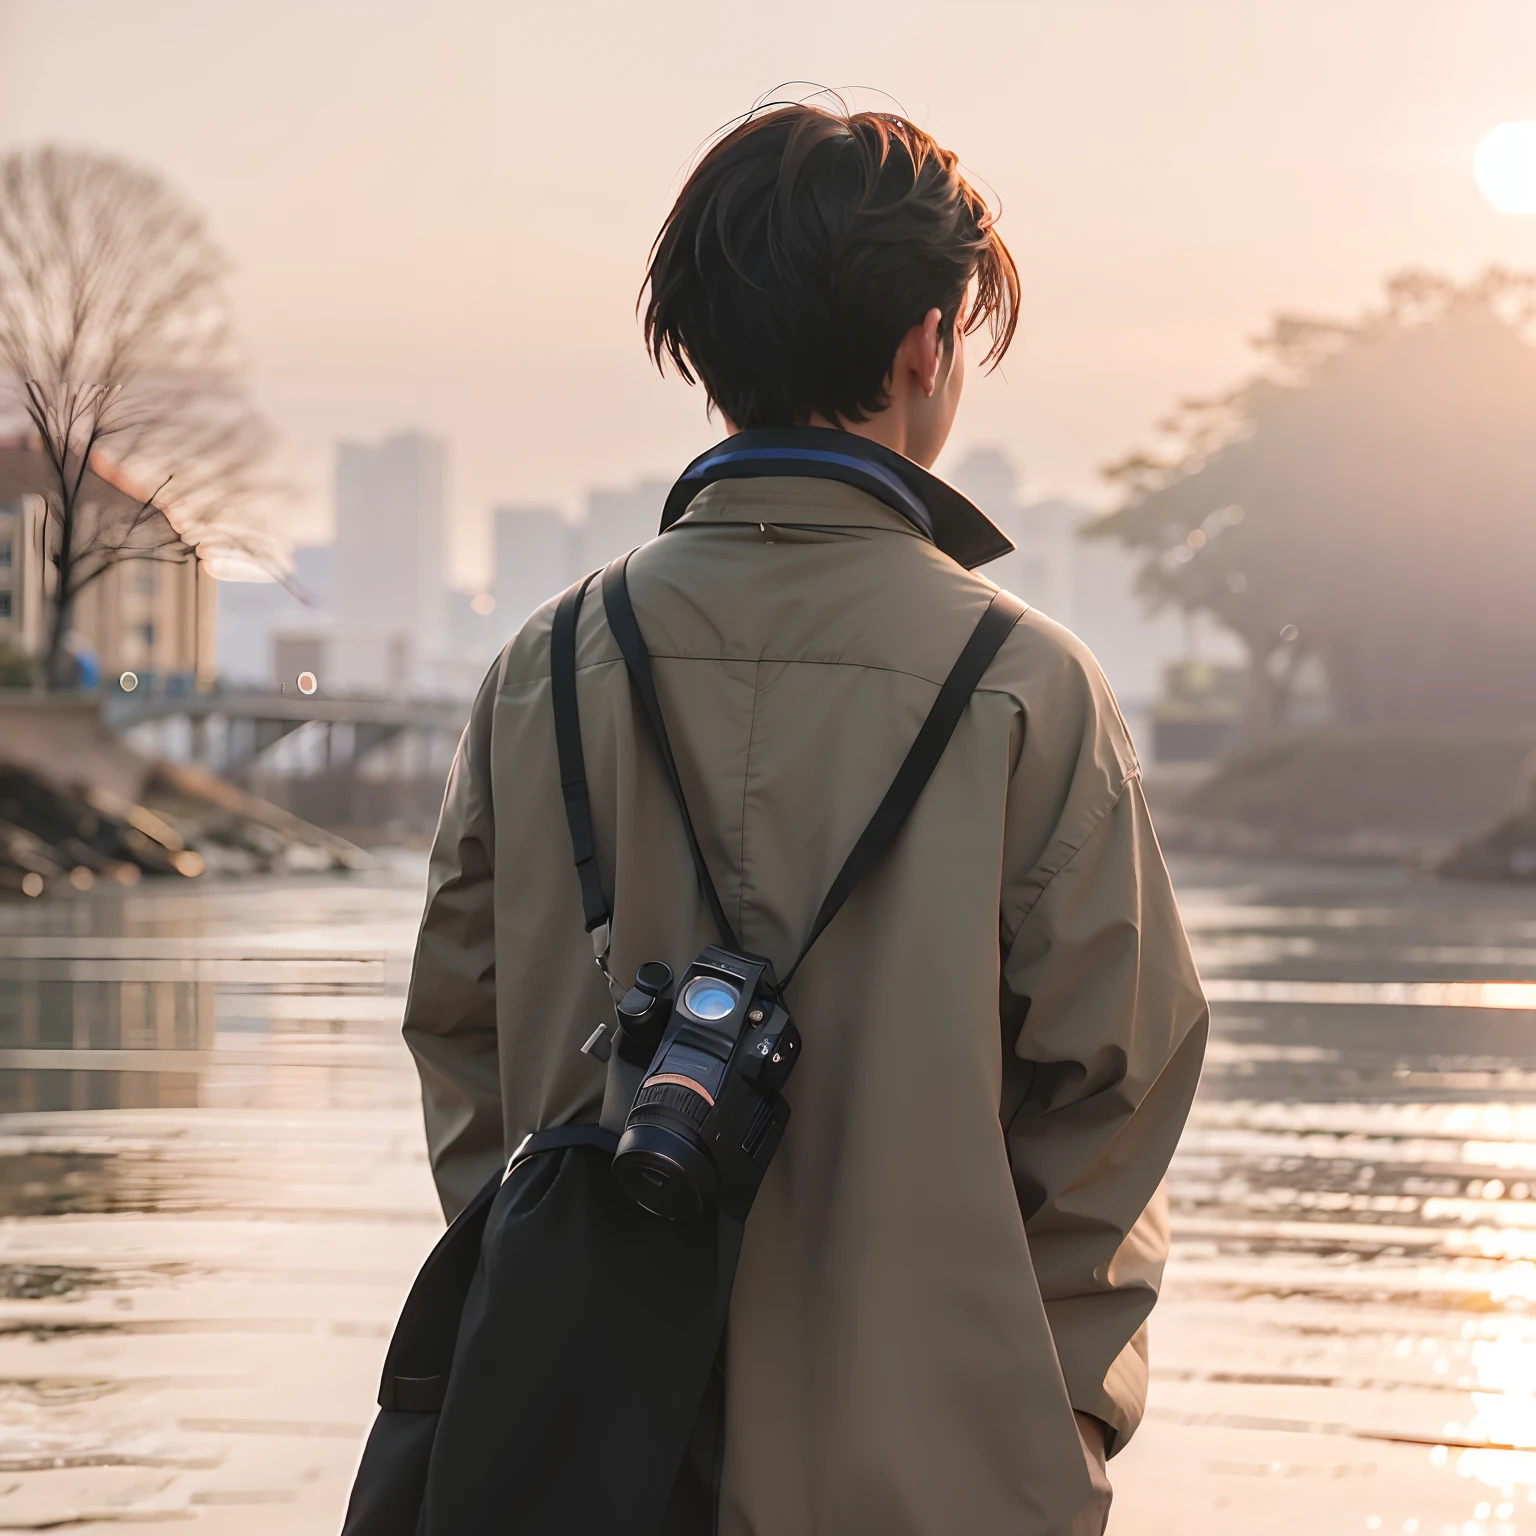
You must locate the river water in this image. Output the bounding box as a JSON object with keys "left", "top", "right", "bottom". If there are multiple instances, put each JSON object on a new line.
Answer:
{"left": 1, "top": 855, "right": 1536, "bottom": 1535}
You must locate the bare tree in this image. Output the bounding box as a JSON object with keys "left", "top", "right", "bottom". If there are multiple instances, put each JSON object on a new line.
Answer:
{"left": 0, "top": 146, "right": 272, "bottom": 687}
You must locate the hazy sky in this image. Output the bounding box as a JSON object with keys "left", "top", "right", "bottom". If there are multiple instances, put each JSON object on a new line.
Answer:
{"left": 3, "top": 0, "right": 1535, "bottom": 585}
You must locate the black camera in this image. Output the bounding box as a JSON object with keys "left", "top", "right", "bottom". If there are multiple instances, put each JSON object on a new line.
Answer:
{"left": 609, "top": 946, "right": 800, "bottom": 1222}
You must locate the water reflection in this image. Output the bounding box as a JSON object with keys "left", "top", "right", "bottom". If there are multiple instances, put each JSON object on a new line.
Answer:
{"left": 1208, "top": 979, "right": 1536, "bottom": 1010}
{"left": 2, "top": 856, "right": 1536, "bottom": 1531}
{"left": 0, "top": 976, "right": 212, "bottom": 1112}
{"left": 0, "top": 864, "right": 436, "bottom": 1530}
{"left": 0, "top": 926, "right": 390, "bottom": 1123}
{"left": 1113, "top": 857, "right": 1536, "bottom": 1535}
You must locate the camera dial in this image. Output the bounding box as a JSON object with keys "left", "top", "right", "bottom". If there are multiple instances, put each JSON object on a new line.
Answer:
{"left": 615, "top": 962, "right": 674, "bottom": 1065}
{"left": 634, "top": 960, "right": 672, "bottom": 995}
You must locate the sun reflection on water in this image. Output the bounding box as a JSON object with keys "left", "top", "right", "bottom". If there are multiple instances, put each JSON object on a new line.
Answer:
{"left": 1447, "top": 1310, "right": 1536, "bottom": 1513}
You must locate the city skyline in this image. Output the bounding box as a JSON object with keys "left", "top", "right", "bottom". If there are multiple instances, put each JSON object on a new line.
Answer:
{"left": 5, "top": 1, "right": 1535, "bottom": 585}
{"left": 217, "top": 432, "right": 1194, "bottom": 728}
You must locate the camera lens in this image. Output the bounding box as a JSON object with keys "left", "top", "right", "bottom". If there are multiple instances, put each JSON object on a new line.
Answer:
{"left": 681, "top": 976, "right": 738, "bottom": 1021}
{"left": 613, "top": 1123, "right": 718, "bottom": 1220}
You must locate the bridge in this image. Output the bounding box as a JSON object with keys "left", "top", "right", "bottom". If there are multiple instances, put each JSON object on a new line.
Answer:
{"left": 103, "top": 688, "right": 472, "bottom": 833}
{"left": 107, "top": 688, "right": 469, "bottom": 731}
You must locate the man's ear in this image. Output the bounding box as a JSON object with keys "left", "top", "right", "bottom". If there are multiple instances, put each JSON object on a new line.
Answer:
{"left": 917, "top": 308, "right": 944, "bottom": 397}
{"left": 894, "top": 308, "right": 945, "bottom": 399}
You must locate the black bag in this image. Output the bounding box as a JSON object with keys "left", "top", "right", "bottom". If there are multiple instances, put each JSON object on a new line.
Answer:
{"left": 341, "top": 555, "right": 1024, "bottom": 1536}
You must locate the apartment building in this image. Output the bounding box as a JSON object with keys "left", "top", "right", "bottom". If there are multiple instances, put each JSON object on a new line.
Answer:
{"left": 0, "top": 442, "right": 214, "bottom": 688}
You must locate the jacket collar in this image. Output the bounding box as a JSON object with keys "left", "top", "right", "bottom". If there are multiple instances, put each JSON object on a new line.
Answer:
{"left": 659, "top": 427, "right": 1014, "bottom": 571}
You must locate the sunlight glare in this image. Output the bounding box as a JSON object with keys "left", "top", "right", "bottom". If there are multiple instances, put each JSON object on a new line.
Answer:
{"left": 1475, "top": 123, "right": 1536, "bottom": 216}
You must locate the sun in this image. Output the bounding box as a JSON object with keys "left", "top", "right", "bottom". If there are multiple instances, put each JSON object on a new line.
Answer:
{"left": 1475, "top": 122, "right": 1536, "bottom": 216}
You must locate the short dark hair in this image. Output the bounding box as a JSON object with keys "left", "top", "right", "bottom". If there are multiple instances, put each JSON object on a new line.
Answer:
{"left": 642, "top": 103, "right": 1019, "bottom": 430}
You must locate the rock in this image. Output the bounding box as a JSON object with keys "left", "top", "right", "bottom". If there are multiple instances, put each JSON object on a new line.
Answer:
{"left": 0, "top": 759, "right": 365, "bottom": 897}
{"left": 1440, "top": 750, "right": 1536, "bottom": 882}
{"left": 139, "top": 759, "right": 368, "bottom": 873}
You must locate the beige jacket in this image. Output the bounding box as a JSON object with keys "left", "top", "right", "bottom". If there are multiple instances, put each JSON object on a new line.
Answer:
{"left": 403, "top": 476, "right": 1209, "bottom": 1536}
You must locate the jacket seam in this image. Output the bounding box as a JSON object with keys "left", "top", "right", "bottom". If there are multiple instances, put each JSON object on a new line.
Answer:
{"left": 1003, "top": 776, "right": 1137, "bottom": 946}
{"left": 501, "top": 650, "right": 1019, "bottom": 697}
{"left": 737, "top": 662, "right": 764, "bottom": 935}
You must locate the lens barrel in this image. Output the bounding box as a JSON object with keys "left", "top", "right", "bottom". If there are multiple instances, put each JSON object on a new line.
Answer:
{"left": 613, "top": 1122, "right": 718, "bottom": 1220}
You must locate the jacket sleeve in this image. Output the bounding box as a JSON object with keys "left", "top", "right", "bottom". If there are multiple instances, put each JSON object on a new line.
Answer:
{"left": 1001, "top": 773, "right": 1208, "bottom": 1454}
{"left": 402, "top": 655, "right": 507, "bottom": 1221}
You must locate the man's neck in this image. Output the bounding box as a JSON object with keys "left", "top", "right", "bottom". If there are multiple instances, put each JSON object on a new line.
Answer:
{"left": 804, "top": 411, "right": 909, "bottom": 459}
{"left": 722, "top": 402, "right": 944, "bottom": 469}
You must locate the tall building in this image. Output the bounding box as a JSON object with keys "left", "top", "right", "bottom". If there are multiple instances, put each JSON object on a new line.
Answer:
{"left": 215, "top": 544, "right": 332, "bottom": 687}
{"left": 215, "top": 578, "right": 295, "bottom": 685}
{"left": 579, "top": 480, "right": 668, "bottom": 571}
{"left": 948, "top": 447, "right": 1192, "bottom": 718}
{"left": 290, "top": 544, "right": 335, "bottom": 610}
{"left": 953, "top": 449, "right": 1080, "bottom": 622}
{"left": 493, "top": 505, "right": 575, "bottom": 635}
{"left": 332, "top": 432, "right": 447, "bottom": 693}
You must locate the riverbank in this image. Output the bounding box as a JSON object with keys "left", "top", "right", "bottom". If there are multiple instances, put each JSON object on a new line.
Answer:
{"left": 1149, "top": 729, "right": 1536, "bottom": 874}
{"left": 0, "top": 693, "right": 365, "bottom": 894}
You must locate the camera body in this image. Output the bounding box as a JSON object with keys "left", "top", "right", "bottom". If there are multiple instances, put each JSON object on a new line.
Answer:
{"left": 610, "top": 945, "right": 800, "bottom": 1222}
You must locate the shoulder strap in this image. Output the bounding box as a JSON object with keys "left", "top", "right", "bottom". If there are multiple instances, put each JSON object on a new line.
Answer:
{"left": 551, "top": 573, "right": 611, "bottom": 955}
{"left": 781, "top": 588, "right": 1025, "bottom": 984}
{"left": 602, "top": 555, "right": 743, "bottom": 953}
{"left": 597, "top": 550, "right": 1025, "bottom": 987}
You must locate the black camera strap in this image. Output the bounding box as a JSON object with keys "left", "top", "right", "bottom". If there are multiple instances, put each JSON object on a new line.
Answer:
{"left": 600, "top": 556, "right": 744, "bottom": 954}
{"left": 553, "top": 566, "right": 746, "bottom": 957}
{"left": 779, "top": 582, "right": 1026, "bottom": 986}
{"left": 578, "top": 550, "right": 1025, "bottom": 987}
{"left": 552, "top": 572, "right": 612, "bottom": 950}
